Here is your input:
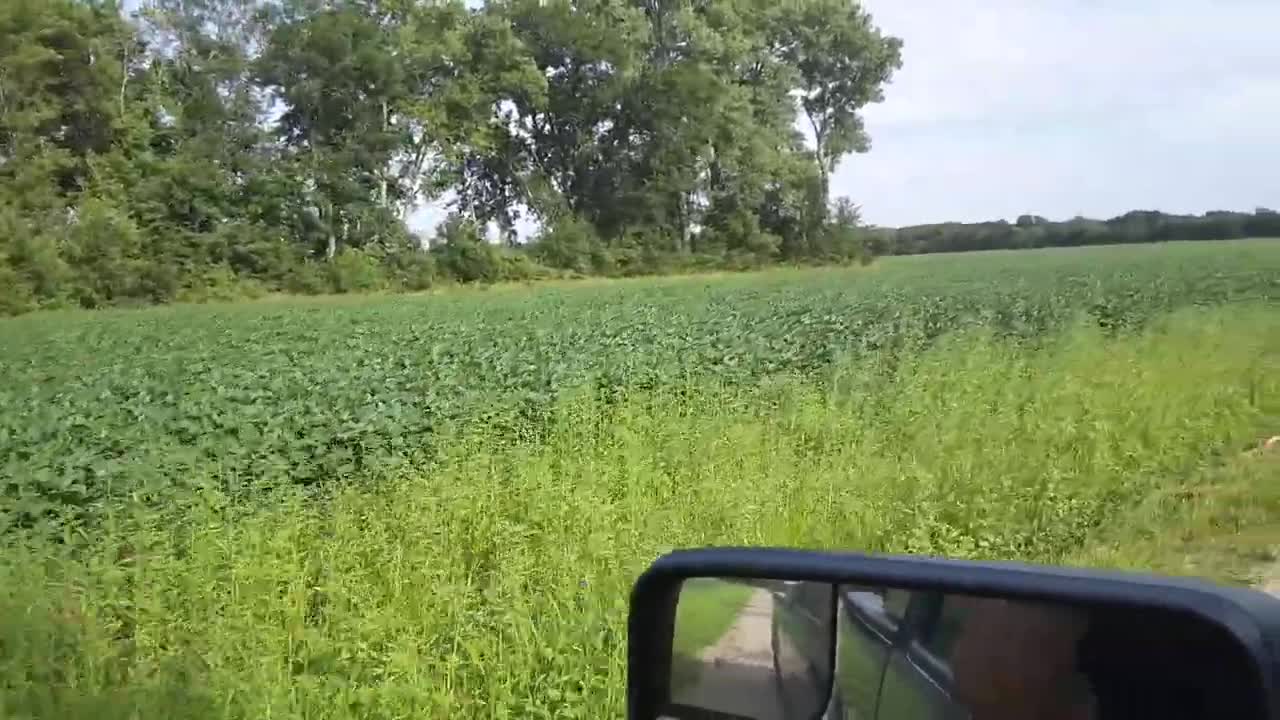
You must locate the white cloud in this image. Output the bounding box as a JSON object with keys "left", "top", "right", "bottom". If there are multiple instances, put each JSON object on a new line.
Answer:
{"left": 838, "top": 0, "right": 1280, "bottom": 225}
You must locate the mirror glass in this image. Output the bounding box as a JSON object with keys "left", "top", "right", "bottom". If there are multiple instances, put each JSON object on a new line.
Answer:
{"left": 661, "top": 578, "right": 1254, "bottom": 720}
{"left": 667, "top": 578, "right": 835, "bottom": 720}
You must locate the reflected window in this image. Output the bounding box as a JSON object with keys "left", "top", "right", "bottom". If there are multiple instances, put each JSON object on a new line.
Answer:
{"left": 919, "top": 596, "right": 971, "bottom": 662}
{"left": 841, "top": 586, "right": 911, "bottom": 628}
{"left": 882, "top": 589, "right": 911, "bottom": 624}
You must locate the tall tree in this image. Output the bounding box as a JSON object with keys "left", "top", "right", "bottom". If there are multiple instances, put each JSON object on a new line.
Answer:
{"left": 256, "top": 0, "right": 410, "bottom": 257}
{"left": 0, "top": 0, "right": 137, "bottom": 211}
{"left": 0, "top": 0, "right": 910, "bottom": 313}
{"left": 113, "top": 0, "right": 273, "bottom": 280}
{"left": 438, "top": 3, "right": 547, "bottom": 243}
{"left": 494, "top": 0, "right": 645, "bottom": 229}
{"left": 773, "top": 0, "right": 902, "bottom": 207}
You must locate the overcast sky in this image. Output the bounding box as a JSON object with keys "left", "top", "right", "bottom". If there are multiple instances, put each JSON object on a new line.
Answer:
{"left": 842, "top": 0, "right": 1280, "bottom": 227}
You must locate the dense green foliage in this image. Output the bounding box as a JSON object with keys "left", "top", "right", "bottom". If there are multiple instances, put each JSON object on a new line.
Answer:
{"left": 4, "top": 0, "right": 1272, "bottom": 317}
{"left": 877, "top": 208, "right": 1280, "bottom": 255}
{"left": 0, "top": 0, "right": 902, "bottom": 315}
{"left": 3, "top": 239, "right": 1278, "bottom": 533}
{"left": 2, "top": 288, "right": 1279, "bottom": 718}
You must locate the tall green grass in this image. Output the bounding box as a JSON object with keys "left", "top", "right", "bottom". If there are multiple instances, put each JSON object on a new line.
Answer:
{"left": 2, "top": 306, "right": 1278, "bottom": 719}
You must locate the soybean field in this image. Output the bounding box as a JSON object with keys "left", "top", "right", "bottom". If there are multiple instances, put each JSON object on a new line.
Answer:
{"left": 1, "top": 239, "right": 1279, "bottom": 719}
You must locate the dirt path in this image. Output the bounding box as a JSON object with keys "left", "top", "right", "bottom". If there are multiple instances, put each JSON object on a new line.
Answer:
{"left": 673, "top": 588, "right": 823, "bottom": 720}
{"left": 674, "top": 589, "right": 784, "bottom": 719}
{"left": 1258, "top": 562, "right": 1280, "bottom": 596}
{"left": 702, "top": 589, "right": 778, "bottom": 668}
{"left": 1244, "top": 439, "right": 1280, "bottom": 596}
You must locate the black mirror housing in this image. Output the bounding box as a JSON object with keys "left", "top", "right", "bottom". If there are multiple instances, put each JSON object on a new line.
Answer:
{"left": 628, "top": 548, "right": 1280, "bottom": 720}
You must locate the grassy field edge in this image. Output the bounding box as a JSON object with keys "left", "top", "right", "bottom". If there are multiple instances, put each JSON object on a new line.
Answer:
{"left": 2, "top": 304, "right": 1280, "bottom": 718}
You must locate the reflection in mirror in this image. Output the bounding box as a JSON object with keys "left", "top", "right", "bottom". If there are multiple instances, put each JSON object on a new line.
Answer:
{"left": 837, "top": 588, "right": 1094, "bottom": 720}
{"left": 659, "top": 579, "right": 1259, "bottom": 720}
{"left": 664, "top": 578, "right": 835, "bottom": 720}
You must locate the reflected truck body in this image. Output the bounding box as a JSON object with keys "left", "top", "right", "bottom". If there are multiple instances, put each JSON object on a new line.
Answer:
{"left": 832, "top": 588, "right": 965, "bottom": 720}
{"left": 830, "top": 590, "right": 1096, "bottom": 720}
{"left": 757, "top": 587, "right": 1085, "bottom": 720}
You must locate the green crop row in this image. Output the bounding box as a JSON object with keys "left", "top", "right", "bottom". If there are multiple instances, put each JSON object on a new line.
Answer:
{"left": 1, "top": 240, "right": 1277, "bottom": 530}
{"left": 2, "top": 303, "right": 1279, "bottom": 719}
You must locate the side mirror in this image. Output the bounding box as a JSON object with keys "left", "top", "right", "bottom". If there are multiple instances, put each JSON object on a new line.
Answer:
{"left": 627, "top": 548, "right": 1280, "bottom": 720}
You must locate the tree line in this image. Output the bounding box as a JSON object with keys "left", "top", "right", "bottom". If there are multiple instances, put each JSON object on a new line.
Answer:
{"left": 0, "top": 0, "right": 903, "bottom": 314}
{"left": 872, "top": 209, "right": 1280, "bottom": 256}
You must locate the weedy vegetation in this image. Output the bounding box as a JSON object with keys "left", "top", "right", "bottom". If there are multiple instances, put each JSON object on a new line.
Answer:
{"left": 1, "top": 239, "right": 1279, "bottom": 718}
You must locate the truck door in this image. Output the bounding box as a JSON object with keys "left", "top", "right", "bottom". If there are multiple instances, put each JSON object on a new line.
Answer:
{"left": 830, "top": 587, "right": 911, "bottom": 720}
{"left": 876, "top": 593, "right": 970, "bottom": 720}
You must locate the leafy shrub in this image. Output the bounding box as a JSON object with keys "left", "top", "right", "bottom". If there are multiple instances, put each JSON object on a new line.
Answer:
{"left": 176, "top": 265, "right": 268, "bottom": 304}
{"left": 138, "top": 260, "right": 182, "bottom": 302}
{"left": 698, "top": 207, "right": 781, "bottom": 262}
{"left": 223, "top": 223, "right": 307, "bottom": 287}
{"left": 432, "top": 216, "right": 506, "bottom": 283}
{"left": 500, "top": 251, "right": 559, "bottom": 282}
{"left": 0, "top": 208, "right": 70, "bottom": 305}
{"left": 382, "top": 248, "right": 437, "bottom": 291}
{"left": 815, "top": 198, "right": 871, "bottom": 264}
{"left": 327, "top": 249, "right": 387, "bottom": 293}
{"left": 0, "top": 261, "right": 34, "bottom": 315}
{"left": 62, "top": 199, "right": 146, "bottom": 308}
{"left": 531, "top": 216, "right": 606, "bottom": 274}
{"left": 592, "top": 227, "right": 665, "bottom": 276}
{"left": 722, "top": 249, "right": 770, "bottom": 271}
{"left": 284, "top": 261, "right": 332, "bottom": 295}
